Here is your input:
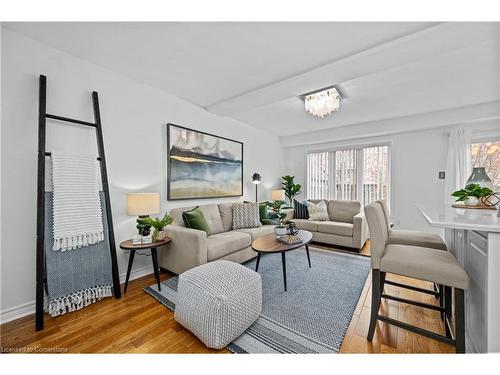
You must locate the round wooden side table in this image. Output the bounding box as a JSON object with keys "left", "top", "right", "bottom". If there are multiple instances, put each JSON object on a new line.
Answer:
{"left": 119, "top": 237, "right": 171, "bottom": 292}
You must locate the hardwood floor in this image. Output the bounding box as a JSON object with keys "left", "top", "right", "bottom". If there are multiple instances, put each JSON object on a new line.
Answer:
{"left": 0, "top": 241, "right": 453, "bottom": 354}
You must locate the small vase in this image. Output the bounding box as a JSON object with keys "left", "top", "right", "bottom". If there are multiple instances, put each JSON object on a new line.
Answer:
{"left": 274, "top": 226, "right": 287, "bottom": 237}
{"left": 152, "top": 229, "right": 165, "bottom": 242}
{"left": 464, "top": 197, "right": 479, "bottom": 206}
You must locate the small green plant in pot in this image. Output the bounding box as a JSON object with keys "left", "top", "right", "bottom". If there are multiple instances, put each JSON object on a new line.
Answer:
{"left": 267, "top": 200, "right": 288, "bottom": 236}
{"left": 140, "top": 213, "right": 174, "bottom": 242}
{"left": 282, "top": 175, "right": 302, "bottom": 208}
{"left": 451, "top": 183, "right": 494, "bottom": 206}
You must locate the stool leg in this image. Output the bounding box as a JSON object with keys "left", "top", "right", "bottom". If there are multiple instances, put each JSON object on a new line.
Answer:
{"left": 434, "top": 283, "right": 440, "bottom": 299}
{"left": 367, "top": 269, "right": 381, "bottom": 341}
{"left": 379, "top": 271, "right": 386, "bottom": 309}
{"left": 455, "top": 288, "right": 465, "bottom": 353}
{"left": 444, "top": 286, "right": 452, "bottom": 338}
{"left": 439, "top": 284, "right": 445, "bottom": 320}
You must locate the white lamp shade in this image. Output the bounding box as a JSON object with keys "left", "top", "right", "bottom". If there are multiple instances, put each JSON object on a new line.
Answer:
{"left": 127, "top": 193, "right": 160, "bottom": 216}
{"left": 271, "top": 189, "right": 285, "bottom": 201}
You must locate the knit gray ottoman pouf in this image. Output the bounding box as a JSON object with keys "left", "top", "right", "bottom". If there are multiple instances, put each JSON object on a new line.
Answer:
{"left": 174, "top": 260, "right": 262, "bottom": 349}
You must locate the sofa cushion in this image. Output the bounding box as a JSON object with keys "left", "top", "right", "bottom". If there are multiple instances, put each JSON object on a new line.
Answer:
{"left": 293, "top": 199, "right": 309, "bottom": 219}
{"left": 199, "top": 204, "right": 225, "bottom": 235}
{"left": 218, "top": 203, "right": 234, "bottom": 232}
{"left": 318, "top": 221, "right": 353, "bottom": 237}
{"left": 207, "top": 231, "right": 252, "bottom": 262}
{"left": 307, "top": 200, "right": 330, "bottom": 221}
{"left": 182, "top": 207, "right": 210, "bottom": 235}
{"left": 232, "top": 202, "right": 262, "bottom": 229}
{"left": 178, "top": 204, "right": 224, "bottom": 235}
{"left": 328, "top": 200, "right": 360, "bottom": 223}
{"left": 293, "top": 219, "right": 320, "bottom": 232}
{"left": 233, "top": 225, "right": 275, "bottom": 240}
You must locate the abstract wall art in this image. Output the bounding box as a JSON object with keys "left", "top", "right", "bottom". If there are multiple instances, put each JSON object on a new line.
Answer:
{"left": 167, "top": 124, "right": 243, "bottom": 200}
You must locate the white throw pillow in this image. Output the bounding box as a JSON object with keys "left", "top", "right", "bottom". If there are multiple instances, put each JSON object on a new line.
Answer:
{"left": 307, "top": 200, "right": 330, "bottom": 221}
{"left": 232, "top": 202, "right": 262, "bottom": 229}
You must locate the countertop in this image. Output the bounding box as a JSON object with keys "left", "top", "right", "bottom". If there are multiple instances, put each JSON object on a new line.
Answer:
{"left": 417, "top": 204, "right": 500, "bottom": 233}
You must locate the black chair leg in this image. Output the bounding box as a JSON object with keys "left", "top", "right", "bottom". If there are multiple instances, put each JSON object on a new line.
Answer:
{"left": 434, "top": 283, "right": 440, "bottom": 299}
{"left": 439, "top": 284, "right": 445, "bottom": 320}
{"left": 367, "top": 269, "right": 381, "bottom": 341}
{"left": 379, "top": 271, "right": 386, "bottom": 309}
{"left": 455, "top": 288, "right": 465, "bottom": 353}
{"left": 444, "top": 286, "right": 452, "bottom": 338}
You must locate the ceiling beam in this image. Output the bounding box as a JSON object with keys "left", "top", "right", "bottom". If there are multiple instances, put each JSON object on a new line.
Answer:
{"left": 206, "top": 23, "right": 499, "bottom": 116}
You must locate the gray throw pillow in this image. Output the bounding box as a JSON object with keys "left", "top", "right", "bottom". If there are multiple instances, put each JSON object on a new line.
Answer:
{"left": 232, "top": 202, "right": 262, "bottom": 229}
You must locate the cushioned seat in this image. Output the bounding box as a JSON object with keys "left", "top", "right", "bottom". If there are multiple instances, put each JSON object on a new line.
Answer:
{"left": 388, "top": 229, "right": 447, "bottom": 250}
{"left": 380, "top": 244, "right": 469, "bottom": 290}
{"left": 293, "top": 219, "right": 320, "bottom": 232}
{"left": 318, "top": 221, "right": 353, "bottom": 236}
{"left": 234, "top": 225, "right": 275, "bottom": 240}
{"left": 207, "top": 231, "right": 251, "bottom": 261}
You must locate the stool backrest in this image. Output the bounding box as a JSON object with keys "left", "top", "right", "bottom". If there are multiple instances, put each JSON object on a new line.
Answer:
{"left": 364, "top": 202, "right": 389, "bottom": 269}
{"left": 375, "top": 199, "right": 391, "bottom": 234}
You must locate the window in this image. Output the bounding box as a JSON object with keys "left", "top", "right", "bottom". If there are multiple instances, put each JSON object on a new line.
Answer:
{"left": 471, "top": 140, "right": 500, "bottom": 191}
{"left": 307, "top": 144, "right": 390, "bottom": 206}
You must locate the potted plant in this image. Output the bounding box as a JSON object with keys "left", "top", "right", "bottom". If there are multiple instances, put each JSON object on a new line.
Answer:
{"left": 282, "top": 175, "right": 302, "bottom": 208}
{"left": 141, "top": 213, "right": 174, "bottom": 242}
{"left": 451, "top": 183, "right": 494, "bottom": 206}
{"left": 267, "top": 200, "right": 288, "bottom": 236}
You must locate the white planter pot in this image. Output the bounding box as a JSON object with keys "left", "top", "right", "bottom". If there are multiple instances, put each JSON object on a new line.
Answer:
{"left": 464, "top": 196, "right": 479, "bottom": 206}
{"left": 274, "top": 227, "right": 287, "bottom": 237}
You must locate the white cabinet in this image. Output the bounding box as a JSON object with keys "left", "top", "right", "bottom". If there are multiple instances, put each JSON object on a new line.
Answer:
{"left": 465, "top": 231, "right": 488, "bottom": 353}
{"left": 446, "top": 228, "right": 493, "bottom": 353}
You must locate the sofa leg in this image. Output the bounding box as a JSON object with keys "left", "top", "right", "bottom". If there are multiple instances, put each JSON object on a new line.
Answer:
{"left": 367, "top": 269, "right": 381, "bottom": 341}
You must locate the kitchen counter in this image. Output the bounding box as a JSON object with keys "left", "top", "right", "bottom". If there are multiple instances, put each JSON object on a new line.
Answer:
{"left": 417, "top": 204, "right": 500, "bottom": 232}
{"left": 418, "top": 204, "right": 500, "bottom": 353}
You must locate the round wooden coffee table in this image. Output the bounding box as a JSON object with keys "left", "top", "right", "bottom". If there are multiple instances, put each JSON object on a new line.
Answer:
{"left": 251, "top": 230, "right": 313, "bottom": 291}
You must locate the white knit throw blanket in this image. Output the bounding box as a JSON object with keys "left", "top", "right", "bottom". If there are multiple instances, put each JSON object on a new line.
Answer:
{"left": 51, "top": 152, "right": 104, "bottom": 251}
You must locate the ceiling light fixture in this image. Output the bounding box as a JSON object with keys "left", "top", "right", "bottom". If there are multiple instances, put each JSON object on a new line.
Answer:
{"left": 303, "top": 87, "right": 341, "bottom": 118}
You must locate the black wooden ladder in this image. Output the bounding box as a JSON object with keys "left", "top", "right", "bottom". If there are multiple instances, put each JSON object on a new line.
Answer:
{"left": 36, "top": 74, "right": 121, "bottom": 331}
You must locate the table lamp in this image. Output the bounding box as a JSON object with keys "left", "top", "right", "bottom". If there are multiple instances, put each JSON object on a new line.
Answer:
{"left": 127, "top": 193, "right": 160, "bottom": 218}
{"left": 127, "top": 193, "right": 160, "bottom": 243}
{"left": 271, "top": 189, "right": 285, "bottom": 201}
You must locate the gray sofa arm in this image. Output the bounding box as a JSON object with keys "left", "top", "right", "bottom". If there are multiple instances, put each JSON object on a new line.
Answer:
{"left": 353, "top": 212, "right": 369, "bottom": 250}
{"left": 158, "top": 225, "right": 208, "bottom": 274}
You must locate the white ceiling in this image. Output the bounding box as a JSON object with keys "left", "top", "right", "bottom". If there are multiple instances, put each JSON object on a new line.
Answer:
{"left": 4, "top": 22, "right": 500, "bottom": 136}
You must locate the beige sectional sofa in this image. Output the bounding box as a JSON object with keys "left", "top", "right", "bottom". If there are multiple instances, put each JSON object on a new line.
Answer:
{"left": 158, "top": 203, "right": 275, "bottom": 274}
{"left": 291, "top": 200, "right": 369, "bottom": 251}
{"left": 158, "top": 199, "right": 368, "bottom": 275}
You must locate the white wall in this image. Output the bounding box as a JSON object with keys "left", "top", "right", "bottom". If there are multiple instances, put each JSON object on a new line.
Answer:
{"left": 0, "top": 29, "right": 285, "bottom": 320}
{"left": 284, "top": 120, "right": 500, "bottom": 233}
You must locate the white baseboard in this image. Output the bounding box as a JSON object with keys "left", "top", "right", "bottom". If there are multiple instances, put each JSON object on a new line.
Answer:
{"left": 0, "top": 265, "right": 155, "bottom": 325}
{"left": 0, "top": 301, "right": 36, "bottom": 325}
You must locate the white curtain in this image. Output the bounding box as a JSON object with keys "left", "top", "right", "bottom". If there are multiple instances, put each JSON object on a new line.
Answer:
{"left": 444, "top": 129, "right": 472, "bottom": 204}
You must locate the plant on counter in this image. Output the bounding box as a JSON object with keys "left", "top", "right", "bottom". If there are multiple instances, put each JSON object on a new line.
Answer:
{"left": 140, "top": 213, "right": 174, "bottom": 242}
{"left": 451, "top": 183, "right": 494, "bottom": 206}
{"left": 282, "top": 175, "right": 302, "bottom": 208}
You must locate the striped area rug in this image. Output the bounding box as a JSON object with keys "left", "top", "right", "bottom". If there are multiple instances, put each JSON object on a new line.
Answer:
{"left": 145, "top": 247, "right": 370, "bottom": 353}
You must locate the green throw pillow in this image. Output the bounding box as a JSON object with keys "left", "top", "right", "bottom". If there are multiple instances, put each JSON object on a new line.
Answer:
{"left": 259, "top": 203, "right": 268, "bottom": 221}
{"left": 182, "top": 207, "right": 210, "bottom": 235}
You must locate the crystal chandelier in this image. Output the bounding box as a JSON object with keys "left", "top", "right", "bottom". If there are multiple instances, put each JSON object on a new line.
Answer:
{"left": 304, "top": 87, "right": 340, "bottom": 118}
